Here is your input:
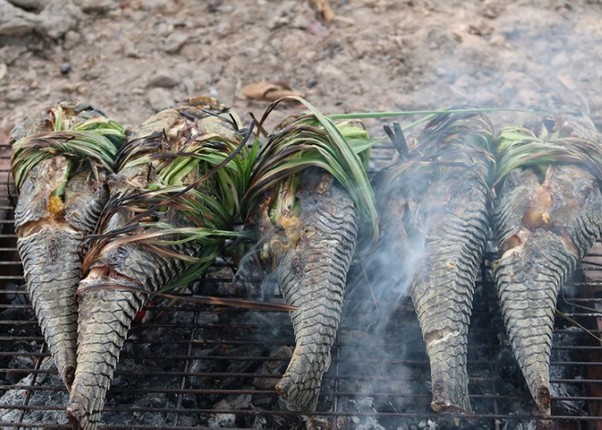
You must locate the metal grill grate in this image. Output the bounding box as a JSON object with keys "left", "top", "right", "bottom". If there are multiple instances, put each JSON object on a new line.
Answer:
{"left": 0, "top": 145, "right": 601, "bottom": 429}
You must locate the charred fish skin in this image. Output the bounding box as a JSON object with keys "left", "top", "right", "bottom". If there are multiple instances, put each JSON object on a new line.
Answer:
{"left": 410, "top": 169, "right": 489, "bottom": 413}
{"left": 373, "top": 112, "right": 494, "bottom": 413}
{"left": 68, "top": 240, "right": 199, "bottom": 430}
{"left": 67, "top": 175, "right": 202, "bottom": 430}
{"left": 261, "top": 170, "right": 357, "bottom": 412}
{"left": 11, "top": 102, "right": 117, "bottom": 389}
{"left": 16, "top": 166, "right": 107, "bottom": 390}
{"left": 493, "top": 117, "right": 602, "bottom": 415}
{"left": 67, "top": 99, "right": 241, "bottom": 430}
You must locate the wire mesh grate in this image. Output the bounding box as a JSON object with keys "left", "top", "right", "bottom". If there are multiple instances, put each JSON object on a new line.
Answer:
{"left": 0, "top": 147, "right": 601, "bottom": 429}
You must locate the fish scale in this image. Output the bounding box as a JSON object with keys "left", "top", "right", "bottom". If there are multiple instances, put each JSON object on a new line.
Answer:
{"left": 67, "top": 98, "right": 243, "bottom": 430}
{"left": 408, "top": 172, "right": 489, "bottom": 413}
{"left": 493, "top": 157, "right": 602, "bottom": 415}
{"left": 69, "top": 239, "right": 202, "bottom": 430}
{"left": 14, "top": 155, "right": 109, "bottom": 390}
{"left": 11, "top": 101, "right": 124, "bottom": 390}
{"left": 17, "top": 229, "right": 81, "bottom": 384}
{"left": 272, "top": 172, "right": 358, "bottom": 412}
{"left": 71, "top": 289, "right": 142, "bottom": 429}
{"left": 372, "top": 112, "right": 494, "bottom": 413}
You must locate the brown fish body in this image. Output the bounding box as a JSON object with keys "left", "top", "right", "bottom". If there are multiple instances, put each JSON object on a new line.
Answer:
{"left": 373, "top": 112, "right": 494, "bottom": 413}
{"left": 378, "top": 164, "right": 489, "bottom": 413}
{"left": 256, "top": 169, "right": 358, "bottom": 412}
{"left": 12, "top": 102, "right": 114, "bottom": 389}
{"left": 68, "top": 226, "right": 199, "bottom": 430}
{"left": 493, "top": 159, "right": 602, "bottom": 416}
{"left": 67, "top": 99, "right": 239, "bottom": 430}
{"left": 413, "top": 172, "right": 489, "bottom": 413}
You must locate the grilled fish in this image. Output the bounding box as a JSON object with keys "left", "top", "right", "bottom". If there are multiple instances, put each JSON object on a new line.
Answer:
{"left": 10, "top": 101, "right": 124, "bottom": 389}
{"left": 255, "top": 169, "right": 357, "bottom": 411}
{"left": 241, "top": 104, "right": 375, "bottom": 412}
{"left": 67, "top": 97, "right": 245, "bottom": 430}
{"left": 372, "top": 111, "right": 494, "bottom": 413}
{"left": 492, "top": 113, "right": 602, "bottom": 416}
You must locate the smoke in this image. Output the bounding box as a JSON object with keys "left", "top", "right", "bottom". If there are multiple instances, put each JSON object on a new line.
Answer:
{"left": 322, "top": 108, "right": 506, "bottom": 427}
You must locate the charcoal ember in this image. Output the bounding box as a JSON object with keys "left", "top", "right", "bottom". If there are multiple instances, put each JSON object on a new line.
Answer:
{"left": 549, "top": 327, "right": 587, "bottom": 416}
{"left": 0, "top": 307, "right": 33, "bottom": 335}
{"left": 417, "top": 420, "right": 438, "bottom": 430}
{"left": 0, "top": 357, "right": 68, "bottom": 425}
{"left": 99, "top": 395, "right": 179, "bottom": 428}
{"left": 209, "top": 394, "right": 252, "bottom": 428}
{"left": 253, "top": 346, "right": 292, "bottom": 390}
{"left": 251, "top": 415, "right": 268, "bottom": 428}
{"left": 219, "top": 280, "right": 261, "bottom": 297}
{"left": 192, "top": 262, "right": 263, "bottom": 297}
{"left": 208, "top": 412, "right": 236, "bottom": 427}
{"left": 307, "top": 416, "right": 353, "bottom": 430}
{"left": 4, "top": 355, "right": 36, "bottom": 384}
{"left": 198, "top": 265, "right": 237, "bottom": 296}
{"left": 4, "top": 283, "right": 28, "bottom": 305}
{"left": 350, "top": 416, "right": 386, "bottom": 430}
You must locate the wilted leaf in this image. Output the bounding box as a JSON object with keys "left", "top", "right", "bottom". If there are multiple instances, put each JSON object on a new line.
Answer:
{"left": 312, "top": 0, "right": 336, "bottom": 24}
{"left": 242, "top": 81, "right": 304, "bottom": 102}
{"left": 311, "top": 0, "right": 354, "bottom": 25}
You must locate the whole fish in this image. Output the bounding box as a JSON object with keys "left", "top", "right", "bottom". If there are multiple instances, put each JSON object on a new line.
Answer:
{"left": 372, "top": 111, "right": 494, "bottom": 413}
{"left": 67, "top": 97, "right": 247, "bottom": 430}
{"left": 492, "top": 113, "right": 602, "bottom": 416}
{"left": 255, "top": 169, "right": 358, "bottom": 411}
{"left": 10, "top": 101, "right": 125, "bottom": 389}
{"left": 242, "top": 102, "right": 376, "bottom": 412}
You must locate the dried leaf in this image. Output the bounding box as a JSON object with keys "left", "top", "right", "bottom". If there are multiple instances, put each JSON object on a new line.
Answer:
{"left": 311, "top": 0, "right": 354, "bottom": 25}
{"left": 312, "top": 0, "right": 336, "bottom": 24}
{"left": 242, "top": 81, "right": 304, "bottom": 102}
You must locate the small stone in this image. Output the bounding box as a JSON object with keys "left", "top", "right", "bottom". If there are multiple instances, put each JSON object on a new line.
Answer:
{"left": 0, "top": 63, "right": 7, "bottom": 81}
{"left": 38, "top": 1, "right": 81, "bottom": 39}
{"left": 63, "top": 30, "right": 81, "bottom": 50}
{"left": 163, "top": 32, "right": 188, "bottom": 54}
{"left": 0, "top": 0, "right": 39, "bottom": 36}
{"left": 58, "top": 82, "right": 76, "bottom": 93}
{"left": 140, "top": 0, "right": 173, "bottom": 11}
{"left": 6, "top": 0, "right": 49, "bottom": 11}
{"left": 83, "top": 69, "right": 101, "bottom": 80}
{"left": 0, "top": 45, "right": 27, "bottom": 64}
{"left": 147, "top": 72, "right": 178, "bottom": 88}
{"left": 146, "top": 87, "right": 173, "bottom": 111}
{"left": 6, "top": 89, "right": 24, "bottom": 103}
{"left": 122, "top": 39, "right": 138, "bottom": 58}
{"left": 60, "top": 63, "right": 71, "bottom": 75}
{"left": 74, "top": 0, "right": 119, "bottom": 14}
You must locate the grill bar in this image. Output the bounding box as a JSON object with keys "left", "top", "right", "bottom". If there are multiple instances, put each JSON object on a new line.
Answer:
{"left": 1, "top": 150, "right": 602, "bottom": 428}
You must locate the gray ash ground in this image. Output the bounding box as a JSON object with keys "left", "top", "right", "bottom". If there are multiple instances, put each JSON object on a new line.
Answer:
{"left": 1, "top": 1, "right": 602, "bottom": 140}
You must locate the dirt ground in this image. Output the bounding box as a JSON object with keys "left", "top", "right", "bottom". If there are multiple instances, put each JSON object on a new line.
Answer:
{"left": 1, "top": 0, "right": 602, "bottom": 143}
